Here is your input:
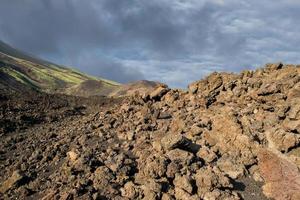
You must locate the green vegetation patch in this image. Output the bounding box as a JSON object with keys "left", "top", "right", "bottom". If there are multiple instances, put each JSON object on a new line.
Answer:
{"left": 0, "top": 67, "right": 39, "bottom": 89}
{"left": 1, "top": 53, "right": 120, "bottom": 95}
{"left": 62, "top": 66, "right": 121, "bottom": 86}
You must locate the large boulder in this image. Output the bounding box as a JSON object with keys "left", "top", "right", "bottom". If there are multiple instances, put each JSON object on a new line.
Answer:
{"left": 258, "top": 149, "right": 300, "bottom": 200}
{"left": 173, "top": 174, "right": 194, "bottom": 194}
{"left": 91, "top": 166, "right": 116, "bottom": 195}
{"left": 149, "top": 86, "right": 170, "bottom": 101}
{"left": 266, "top": 128, "right": 300, "bottom": 152}
{"left": 166, "top": 149, "right": 194, "bottom": 165}
{"left": 138, "top": 154, "right": 168, "bottom": 179}
{"left": 194, "top": 167, "right": 232, "bottom": 196}
{"left": 160, "top": 133, "right": 191, "bottom": 151}
{"left": 121, "top": 181, "right": 140, "bottom": 199}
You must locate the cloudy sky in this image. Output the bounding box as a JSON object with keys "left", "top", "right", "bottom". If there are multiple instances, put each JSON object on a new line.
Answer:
{"left": 0, "top": 0, "right": 300, "bottom": 88}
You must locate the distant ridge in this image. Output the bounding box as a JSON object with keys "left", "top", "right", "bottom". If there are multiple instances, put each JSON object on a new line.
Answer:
{"left": 0, "top": 40, "right": 55, "bottom": 67}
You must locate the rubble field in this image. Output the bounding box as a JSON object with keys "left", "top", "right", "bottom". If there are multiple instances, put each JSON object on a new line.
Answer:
{"left": 1, "top": 63, "right": 300, "bottom": 200}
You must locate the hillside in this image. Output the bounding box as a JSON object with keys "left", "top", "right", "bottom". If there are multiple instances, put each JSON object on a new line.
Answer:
{"left": 109, "top": 80, "right": 165, "bottom": 97}
{"left": 0, "top": 63, "right": 300, "bottom": 200}
{"left": 0, "top": 40, "right": 120, "bottom": 96}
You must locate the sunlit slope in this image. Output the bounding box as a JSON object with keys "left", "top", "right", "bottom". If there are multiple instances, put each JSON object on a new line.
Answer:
{"left": 0, "top": 41, "right": 120, "bottom": 96}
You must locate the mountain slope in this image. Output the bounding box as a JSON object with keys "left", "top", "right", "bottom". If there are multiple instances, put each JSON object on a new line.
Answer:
{"left": 0, "top": 40, "right": 120, "bottom": 96}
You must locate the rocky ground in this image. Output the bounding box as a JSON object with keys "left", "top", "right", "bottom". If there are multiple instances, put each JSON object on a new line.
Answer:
{"left": 0, "top": 63, "right": 300, "bottom": 200}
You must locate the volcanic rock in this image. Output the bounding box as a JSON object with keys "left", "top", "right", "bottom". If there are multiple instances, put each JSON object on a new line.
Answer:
{"left": 173, "top": 174, "right": 194, "bottom": 194}
{"left": 121, "top": 181, "right": 139, "bottom": 199}
{"left": 0, "top": 170, "right": 25, "bottom": 193}
{"left": 160, "top": 133, "right": 191, "bottom": 151}
{"left": 150, "top": 86, "right": 170, "bottom": 101}
{"left": 166, "top": 149, "right": 194, "bottom": 165}
{"left": 194, "top": 167, "right": 232, "bottom": 195}
{"left": 266, "top": 128, "right": 300, "bottom": 152}
{"left": 1, "top": 63, "right": 300, "bottom": 199}
{"left": 258, "top": 149, "right": 300, "bottom": 200}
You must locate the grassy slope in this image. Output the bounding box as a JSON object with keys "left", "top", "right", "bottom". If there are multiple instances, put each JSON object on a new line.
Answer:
{"left": 0, "top": 66, "right": 39, "bottom": 89}
{"left": 0, "top": 40, "right": 120, "bottom": 96}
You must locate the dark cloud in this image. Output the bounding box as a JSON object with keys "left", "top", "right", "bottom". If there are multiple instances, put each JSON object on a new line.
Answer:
{"left": 0, "top": 0, "right": 299, "bottom": 87}
{"left": 68, "top": 52, "right": 145, "bottom": 83}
